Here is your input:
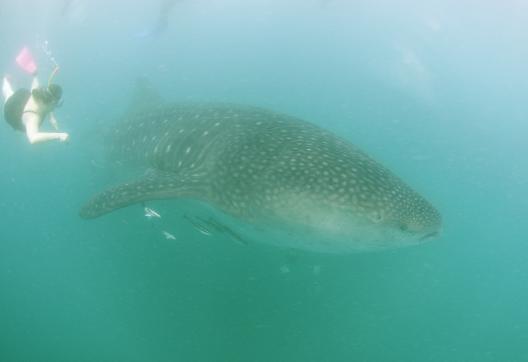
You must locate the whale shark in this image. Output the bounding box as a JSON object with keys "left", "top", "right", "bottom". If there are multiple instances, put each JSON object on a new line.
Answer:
{"left": 80, "top": 89, "right": 441, "bottom": 252}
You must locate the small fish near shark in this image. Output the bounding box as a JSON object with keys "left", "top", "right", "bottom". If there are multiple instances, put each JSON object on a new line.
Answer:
{"left": 80, "top": 83, "right": 441, "bottom": 253}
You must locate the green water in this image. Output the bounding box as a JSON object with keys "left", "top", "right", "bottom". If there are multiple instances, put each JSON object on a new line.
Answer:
{"left": 0, "top": 1, "right": 526, "bottom": 361}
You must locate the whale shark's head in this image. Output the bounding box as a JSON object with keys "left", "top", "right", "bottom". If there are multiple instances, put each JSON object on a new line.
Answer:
{"left": 396, "top": 195, "right": 442, "bottom": 242}
{"left": 328, "top": 176, "right": 442, "bottom": 251}
{"left": 363, "top": 190, "right": 442, "bottom": 249}
{"left": 246, "top": 139, "right": 443, "bottom": 252}
{"left": 259, "top": 182, "right": 442, "bottom": 252}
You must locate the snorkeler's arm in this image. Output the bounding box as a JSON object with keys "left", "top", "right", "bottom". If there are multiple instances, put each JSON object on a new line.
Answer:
{"left": 23, "top": 112, "right": 68, "bottom": 144}
{"left": 31, "top": 76, "right": 40, "bottom": 91}
{"left": 49, "top": 112, "right": 59, "bottom": 130}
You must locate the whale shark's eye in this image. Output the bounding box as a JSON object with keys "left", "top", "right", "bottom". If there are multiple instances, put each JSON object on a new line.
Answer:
{"left": 399, "top": 224, "right": 409, "bottom": 232}
{"left": 369, "top": 211, "right": 383, "bottom": 223}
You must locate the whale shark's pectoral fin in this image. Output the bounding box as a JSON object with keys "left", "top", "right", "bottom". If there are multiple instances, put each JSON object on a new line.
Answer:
{"left": 183, "top": 214, "right": 249, "bottom": 246}
{"left": 198, "top": 216, "right": 249, "bottom": 246}
{"left": 79, "top": 170, "right": 208, "bottom": 219}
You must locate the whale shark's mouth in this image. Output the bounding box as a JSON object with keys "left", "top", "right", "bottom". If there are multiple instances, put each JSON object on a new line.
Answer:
{"left": 419, "top": 231, "right": 439, "bottom": 241}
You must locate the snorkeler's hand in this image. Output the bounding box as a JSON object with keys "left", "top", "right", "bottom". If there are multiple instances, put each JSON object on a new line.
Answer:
{"left": 59, "top": 133, "right": 69, "bottom": 142}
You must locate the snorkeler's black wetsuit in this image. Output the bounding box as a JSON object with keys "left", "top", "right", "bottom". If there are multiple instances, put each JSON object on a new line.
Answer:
{"left": 4, "top": 88, "right": 31, "bottom": 132}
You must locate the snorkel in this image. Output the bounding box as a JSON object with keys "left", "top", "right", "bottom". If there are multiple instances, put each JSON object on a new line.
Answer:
{"left": 48, "top": 65, "right": 59, "bottom": 87}
{"left": 47, "top": 66, "right": 63, "bottom": 107}
{"left": 15, "top": 46, "right": 63, "bottom": 107}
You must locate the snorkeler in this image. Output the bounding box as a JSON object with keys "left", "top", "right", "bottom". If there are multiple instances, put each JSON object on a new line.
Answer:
{"left": 2, "top": 48, "right": 69, "bottom": 144}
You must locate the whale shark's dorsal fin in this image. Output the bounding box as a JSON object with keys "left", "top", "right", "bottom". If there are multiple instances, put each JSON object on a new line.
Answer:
{"left": 126, "top": 77, "right": 164, "bottom": 114}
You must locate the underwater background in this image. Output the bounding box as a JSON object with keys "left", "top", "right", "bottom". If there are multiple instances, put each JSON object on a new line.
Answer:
{"left": 0, "top": 0, "right": 527, "bottom": 361}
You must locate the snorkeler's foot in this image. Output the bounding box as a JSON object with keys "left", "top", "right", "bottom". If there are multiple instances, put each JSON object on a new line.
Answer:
{"left": 2, "top": 75, "right": 14, "bottom": 101}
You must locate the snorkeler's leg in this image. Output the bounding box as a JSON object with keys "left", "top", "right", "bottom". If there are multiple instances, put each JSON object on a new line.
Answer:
{"left": 2, "top": 77, "right": 14, "bottom": 102}
{"left": 24, "top": 114, "right": 69, "bottom": 144}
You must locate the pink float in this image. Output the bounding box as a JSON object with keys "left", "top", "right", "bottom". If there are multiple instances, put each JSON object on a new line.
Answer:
{"left": 15, "top": 47, "right": 38, "bottom": 74}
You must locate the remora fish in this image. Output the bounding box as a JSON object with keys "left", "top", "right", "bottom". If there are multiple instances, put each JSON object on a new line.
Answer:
{"left": 80, "top": 86, "right": 441, "bottom": 252}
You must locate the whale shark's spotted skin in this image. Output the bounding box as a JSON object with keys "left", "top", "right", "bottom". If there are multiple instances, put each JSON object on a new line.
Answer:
{"left": 81, "top": 103, "right": 441, "bottom": 252}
